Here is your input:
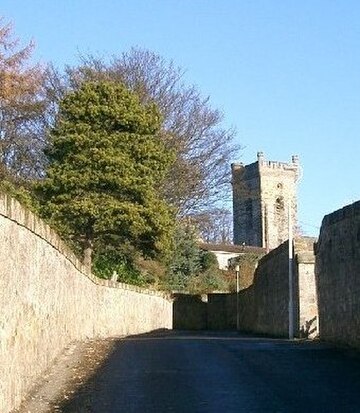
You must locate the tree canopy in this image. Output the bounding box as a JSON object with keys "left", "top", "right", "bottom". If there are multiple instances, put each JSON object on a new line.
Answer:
{"left": 0, "top": 23, "right": 238, "bottom": 290}
{"left": 0, "top": 18, "right": 46, "bottom": 180}
{"left": 190, "top": 207, "right": 233, "bottom": 244}
{"left": 36, "top": 80, "right": 175, "bottom": 267}
{"left": 43, "top": 48, "right": 239, "bottom": 216}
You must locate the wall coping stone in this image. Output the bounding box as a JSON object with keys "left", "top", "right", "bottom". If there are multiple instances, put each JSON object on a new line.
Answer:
{"left": 296, "top": 251, "right": 315, "bottom": 264}
{"left": 321, "top": 200, "right": 360, "bottom": 227}
{"left": 257, "top": 236, "right": 316, "bottom": 266}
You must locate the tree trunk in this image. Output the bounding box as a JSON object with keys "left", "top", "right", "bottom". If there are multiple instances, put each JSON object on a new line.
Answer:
{"left": 83, "top": 238, "right": 93, "bottom": 269}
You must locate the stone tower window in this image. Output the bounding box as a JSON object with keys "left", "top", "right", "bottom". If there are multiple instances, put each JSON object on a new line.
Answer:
{"left": 275, "top": 197, "right": 284, "bottom": 213}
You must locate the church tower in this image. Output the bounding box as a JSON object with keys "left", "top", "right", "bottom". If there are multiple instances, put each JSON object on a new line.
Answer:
{"left": 232, "top": 152, "right": 299, "bottom": 250}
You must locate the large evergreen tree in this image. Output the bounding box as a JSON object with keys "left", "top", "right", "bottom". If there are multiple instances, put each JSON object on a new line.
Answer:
{"left": 43, "top": 48, "right": 239, "bottom": 216}
{"left": 37, "top": 81, "right": 174, "bottom": 267}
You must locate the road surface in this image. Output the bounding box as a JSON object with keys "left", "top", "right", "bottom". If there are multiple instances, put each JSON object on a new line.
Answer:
{"left": 37, "top": 331, "right": 360, "bottom": 412}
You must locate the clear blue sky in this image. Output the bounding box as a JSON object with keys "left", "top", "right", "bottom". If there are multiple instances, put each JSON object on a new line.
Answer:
{"left": 2, "top": 0, "right": 360, "bottom": 237}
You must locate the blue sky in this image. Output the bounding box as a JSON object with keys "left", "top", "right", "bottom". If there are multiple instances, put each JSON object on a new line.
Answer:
{"left": 2, "top": 0, "right": 360, "bottom": 237}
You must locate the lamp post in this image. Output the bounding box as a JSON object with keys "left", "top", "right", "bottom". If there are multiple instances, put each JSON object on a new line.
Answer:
{"left": 288, "top": 201, "right": 294, "bottom": 340}
{"left": 288, "top": 156, "right": 301, "bottom": 340}
{"left": 235, "top": 264, "right": 240, "bottom": 330}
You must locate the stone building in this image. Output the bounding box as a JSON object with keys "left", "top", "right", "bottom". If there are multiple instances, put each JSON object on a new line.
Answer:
{"left": 232, "top": 152, "right": 299, "bottom": 250}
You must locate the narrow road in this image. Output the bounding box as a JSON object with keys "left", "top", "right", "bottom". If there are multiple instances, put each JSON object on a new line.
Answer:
{"left": 46, "top": 331, "right": 360, "bottom": 412}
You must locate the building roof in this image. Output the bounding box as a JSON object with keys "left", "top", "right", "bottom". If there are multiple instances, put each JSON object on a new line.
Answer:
{"left": 198, "top": 243, "right": 266, "bottom": 254}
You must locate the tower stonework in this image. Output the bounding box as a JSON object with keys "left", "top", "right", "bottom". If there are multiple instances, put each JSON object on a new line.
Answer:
{"left": 232, "top": 152, "right": 299, "bottom": 250}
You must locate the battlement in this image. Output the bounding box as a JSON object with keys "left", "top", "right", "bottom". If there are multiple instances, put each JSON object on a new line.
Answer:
{"left": 232, "top": 153, "right": 299, "bottom": 175}
{"left": 232, "top": 152, "right": 299, "bottom": 250}
{"left": 257, "top": 152, "right": 299, "bottom": 172}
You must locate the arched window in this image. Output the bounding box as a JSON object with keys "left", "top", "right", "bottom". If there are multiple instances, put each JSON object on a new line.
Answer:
{"left": 275, "top": 196, "right": 284, "bottom": 213}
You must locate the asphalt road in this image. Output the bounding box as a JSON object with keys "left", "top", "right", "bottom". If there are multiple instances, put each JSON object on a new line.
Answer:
{"left": 58, "top": 331, "right": 360, "bottom": 413}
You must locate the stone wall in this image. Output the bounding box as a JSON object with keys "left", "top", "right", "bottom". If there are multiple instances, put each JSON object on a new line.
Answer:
{"left": 172, "top": 237, "right": 317, "bottom": 336}
{"left": 172, "top": 293, "right": 236, "bottom": 330}
{"left": 0, "top": 193, "right": 173, "bottom": 413}
{"left": 172, "top": 294, "right": 208, "bottom": 330}
{"left": 207, "top": 293, "right": 236, "bottom": 330}
{"left": 315, "top": 201, "right": 360, "bottom": 349}
{"left": 238, "top": 237, "right": 317, "bottom": 338}
{"left": 296, "top": 239, "right": 319, "bottom": 338}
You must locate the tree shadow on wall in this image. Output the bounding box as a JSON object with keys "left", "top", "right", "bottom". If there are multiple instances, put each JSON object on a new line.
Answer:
{"left": 299, "top": 316, "right": 318, "bottom": 339}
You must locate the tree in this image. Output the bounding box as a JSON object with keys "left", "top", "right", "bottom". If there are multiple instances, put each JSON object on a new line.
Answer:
{"left": 190, "top": 207, "right": 233, "bottom": 244}
{"left": 0, "top": 18, "right": 46, "bottom": 180}
{"left": 166, "top": 223, "right": 202, "bottom": 290}
{"left": 44, "top": 48, "right": 240, "bottom": 216}
{"left": 36, "top": 81, "right": 175, "bottom": 267}
{"left": 165, "top": 222, "right": 231, "bottom": 292}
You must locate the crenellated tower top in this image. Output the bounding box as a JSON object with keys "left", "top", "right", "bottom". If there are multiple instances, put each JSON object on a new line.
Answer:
{"left": 232, "top": 152, "right": 300, "bottom": 249}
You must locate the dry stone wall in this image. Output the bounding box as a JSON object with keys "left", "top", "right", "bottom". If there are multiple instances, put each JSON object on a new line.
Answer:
{"left": 0, "top": 193, "right": 173, "bottom": 413}
{"left": 315, "top": 201, "right": 360, "bottom": 349}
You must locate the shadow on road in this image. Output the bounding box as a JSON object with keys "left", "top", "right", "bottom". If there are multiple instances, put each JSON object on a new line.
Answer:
{"left": 54, "top": 330, "right": 360, "bottom": 413}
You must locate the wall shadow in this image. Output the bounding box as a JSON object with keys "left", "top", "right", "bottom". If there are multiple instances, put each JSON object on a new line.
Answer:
{"left": 172, "top": 293, "right": 237, "bottom": 330}
{"left": 172, "top": 294, "right": 208, "bottom": 330}
{"left": 54, "top": 329, "right": 360, "bottom": 413}
{"left": 53, "top": 329, "right": 174, "bottom": 413}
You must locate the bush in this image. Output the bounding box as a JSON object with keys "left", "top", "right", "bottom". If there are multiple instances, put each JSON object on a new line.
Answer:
{"left": 92, "top": 249, "right": 147, "bottom": 287}
{"left": 228, "top": 252, "right": 265, "bottom": 291}
{"left": 135, "top": 257, "right": 167, "bottom": 288}
{"left": 186, "top": 269, "right": 230, "bottom": 293}
{"left": 0, "top": 180, "right": 39, "bottom": 213}
{"left": 200, "top": 251, "right": 218, "bottom": 271}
